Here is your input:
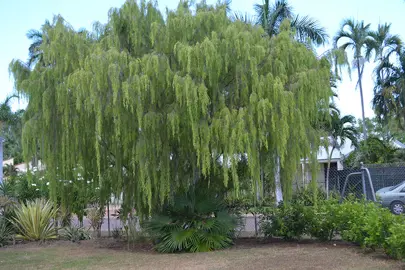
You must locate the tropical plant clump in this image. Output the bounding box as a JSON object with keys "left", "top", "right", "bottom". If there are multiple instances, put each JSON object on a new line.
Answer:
{"left": 59, "top": 225, "right": 91, "bottom": 243}
{"left": 11, "top": 199, "right": 58, "bottom": 241}
{"left": 145, "top": 190, "right": 239, "bottom": 253}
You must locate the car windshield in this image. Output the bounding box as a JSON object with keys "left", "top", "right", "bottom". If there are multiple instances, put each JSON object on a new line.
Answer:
{"left": 389, "top": 181, "right": 405, "bottom": 191}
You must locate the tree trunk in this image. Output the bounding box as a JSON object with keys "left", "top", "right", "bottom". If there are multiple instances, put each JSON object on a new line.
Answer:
{"left": 326, "top": 161, "right": 331, "bottom": 199}
{"left": 274, "top": 155, "right": 283, "bottom": 204}
{"left": 357, "top": 59, "right": 368, "bottom": 139}
{"left": 107, "top": 201, "right": 111, "bottom": 237}
{"left": 326, "top": 148, "right": 335, "bottom": 199}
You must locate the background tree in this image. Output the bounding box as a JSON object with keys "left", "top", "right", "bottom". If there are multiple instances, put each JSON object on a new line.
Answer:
{"left": 355, "top": 117, "right": 405, "bottom": 143}
{"left": 254, "top": 0, "right": 327, "bottom": 45}
{"left": 10, "top": 1, "right": 332, "bottom": 216}
{"left": 373, "top": 49, "right": 405, "bottom": 131}
{"left": 334, "top": 18, "right": 375, "bottom": 139}
{"left": 0, "top": 96, "right": 24, "bottom": 164}
{"left": 345, "top": 136, "right": 405, "bottom": 167}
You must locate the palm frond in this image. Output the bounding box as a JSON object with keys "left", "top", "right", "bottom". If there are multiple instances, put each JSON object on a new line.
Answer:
{"left": 291, "top": 15, "right": 328, "bottom": 45}
{"left": 231, "top": 11, "right": 255, "bottom": 25}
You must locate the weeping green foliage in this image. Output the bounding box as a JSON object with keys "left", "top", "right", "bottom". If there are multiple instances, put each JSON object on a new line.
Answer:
{"left": 11, "top": 199, "right": 58, "bottom": 241}
{"left": 145, "top": 190, "right": 238, "bottom": 253}
{"left": 10, "top": 1, "right": 331, "bottom": 216}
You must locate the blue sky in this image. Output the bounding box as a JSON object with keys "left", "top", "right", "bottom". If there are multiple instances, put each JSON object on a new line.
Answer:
{"left": 1, "top": 0, "right": 404, "bottom": 120}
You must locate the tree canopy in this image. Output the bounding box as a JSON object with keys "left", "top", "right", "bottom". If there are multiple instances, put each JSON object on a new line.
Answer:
{"left": 0, "top": 96, "right": 24, "bottom": 163}
{"left": 10, "top": 1, "right": 332, "bottom": 216}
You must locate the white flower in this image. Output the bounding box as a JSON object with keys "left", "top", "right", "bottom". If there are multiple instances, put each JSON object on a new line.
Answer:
{"left": 46, "top": 182, "right": 50, "bottom": 186}
{"left": 96, "top": 187, "right": 100, "bottom": 190}
{"left": 35, "top": 189, "right": 39, "bottom": 191}
{"left": 87, "top": 181, "right": 91, "bottom": 184}
{"left": 77, "top": 173, "right": 81, "bottom": 177}
{"left": 69, "top": 180, "right": 72, "bottom": 183}
{"left": 109, "top": 164, "right": 113, "bottom": 168}
{"left": 31, "top": 183, "right": 37, "bottom": 186}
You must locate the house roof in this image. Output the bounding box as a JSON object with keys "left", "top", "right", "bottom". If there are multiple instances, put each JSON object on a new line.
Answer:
{"left": 317, "top": 139, "right": 355, "bottom": 163}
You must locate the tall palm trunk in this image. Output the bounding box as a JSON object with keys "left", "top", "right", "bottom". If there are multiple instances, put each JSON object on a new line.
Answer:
{"left": 356, "top": 58, "right": 368, "bottom": 139}
{"left": 325, "top": 147, "right": 335, "bottom": 199}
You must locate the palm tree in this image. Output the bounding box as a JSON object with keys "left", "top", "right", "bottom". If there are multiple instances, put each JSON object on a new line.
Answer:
{"left": 334, "top": 18, "right": 376, "bottom": 139}
{"left": 254, "top": 0, "right": 328, "bottom": 45}
{"left": 0, "top": 95, "right": 17, "bottom": 126}
{"left": 0, "top": 96, "right": 24, "bottom": 182}
{"left": 26, "top": 20, "right": 51, "bottom": 68}
{"left": 369, "top": 23, "right": 402, "bottom": 82}
{"left": 0, "top": 95, "right": 19, "bottom": 184}
{"left": 324, "top": 112, "right": 358, "bottom": 198}
{"left": 373, "top": 50, "right": 405, "bottom": 129}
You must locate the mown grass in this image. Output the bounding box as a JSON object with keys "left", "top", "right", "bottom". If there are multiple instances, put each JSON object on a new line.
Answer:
{"left": 0, "top": 239, "right": 403, "bottom": 270}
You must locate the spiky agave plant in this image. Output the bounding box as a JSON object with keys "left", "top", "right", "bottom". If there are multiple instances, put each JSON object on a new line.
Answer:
{"left": 11, "top": 199, "right": 58, "bottom": 241}
{"left": 145, "top": 190, "right": 239, "bottom": 253}
{"left": 59, "top": 225, "right": 91, "bottom": 242}
{"left": 0, "top": 217, "right": 13, "bottom": 246}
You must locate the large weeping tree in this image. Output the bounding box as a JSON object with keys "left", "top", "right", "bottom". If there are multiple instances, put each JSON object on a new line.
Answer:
{"left": 10, "top": 0, "right": 331, "bottom": 216}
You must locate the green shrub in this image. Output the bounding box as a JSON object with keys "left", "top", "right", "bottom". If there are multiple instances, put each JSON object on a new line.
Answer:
{"left": 332, "top": 199, "right": 392, "bottom": 248}
{"left": 386, "top": 222, "right": 405, "bottom": 259}
{"left": 11, "top": 199, "right": 58, "bottom": 241}
{"left": 59, "top": 225, "right": 91, "bottom": 242}
{"left": 333, "top": 199, "right": 367, "bottom": 245}
{"left": 145, "top": 190, "right": 238, "bottom": 253}
{"left": 6, "top": 173, "right": 49, "bottom": 202}
{"left": 291, "top": 187, "right": 327, "bottom": 206}
{"left": 260, "top": 202, "right": 308, "bottom": 240}
{"left": 0, "top": 217, "right": 13, "bottom": 246}
{"left": 363, "top": 206, "right": 398, "bottom": 250}
{"left": 257, "top": 194, "right": 405, "bottom": 260}
{"left": 305, "top": 199, "right": 339, "bottom": 241}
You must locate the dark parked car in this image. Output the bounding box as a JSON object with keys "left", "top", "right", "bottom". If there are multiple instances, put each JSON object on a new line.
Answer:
{"left": 376, "top": 181, "right": 405, "bottom": 215}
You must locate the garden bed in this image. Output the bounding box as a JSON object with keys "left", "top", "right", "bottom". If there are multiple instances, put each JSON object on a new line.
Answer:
{"left": 0, "top": 238, "right": 403, "bottom": 270}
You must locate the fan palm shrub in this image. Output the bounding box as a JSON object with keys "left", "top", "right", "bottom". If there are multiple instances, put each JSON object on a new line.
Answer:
{"left": 145, "top": 190, "right": 239, "bottom": 253}
{"left": 11, "top": 199, "right": 58, "bottom": 241}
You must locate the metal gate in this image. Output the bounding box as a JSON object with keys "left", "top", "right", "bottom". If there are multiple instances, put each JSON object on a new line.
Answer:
{"left": 340, "top": 166, "right": 376, "bottom": 201}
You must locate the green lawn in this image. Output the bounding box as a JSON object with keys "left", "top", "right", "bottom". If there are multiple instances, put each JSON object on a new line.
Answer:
{"left": 0, "top": 239, "right": 403, "bottom": 270}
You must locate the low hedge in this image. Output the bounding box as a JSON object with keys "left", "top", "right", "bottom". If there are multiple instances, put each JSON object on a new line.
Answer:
{"left": 259, "top": 191, "right": 405, "bottom": 259}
